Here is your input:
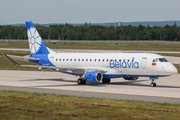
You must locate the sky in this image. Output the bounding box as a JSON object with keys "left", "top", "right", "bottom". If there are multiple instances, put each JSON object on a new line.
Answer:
{"left": 0, "top": 0, "right": 180, "bottom": 25}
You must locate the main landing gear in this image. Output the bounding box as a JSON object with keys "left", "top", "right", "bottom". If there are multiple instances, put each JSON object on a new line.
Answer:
{"left": 150, "top": 77, "right": 157, "bottom": 87}
{"left": 102, "top": 78, "right": 111, "bottom": 83}
{"left": 77, "top": 78, "right": 86, "bottom": 85}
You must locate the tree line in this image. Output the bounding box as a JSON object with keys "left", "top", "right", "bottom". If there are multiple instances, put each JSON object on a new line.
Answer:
{"left": 0, "top": 23, "right": 180, "bottom": 41}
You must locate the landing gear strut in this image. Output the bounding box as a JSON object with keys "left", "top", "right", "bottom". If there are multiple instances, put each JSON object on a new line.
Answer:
{"left": 77, "top": 78, "right": 86, "bottom": 85}
{"left": 150, "top": 79, "right": 156, "bottom": 87}
{"left": 102, "top": 78, "right": 111, "bottom": 83}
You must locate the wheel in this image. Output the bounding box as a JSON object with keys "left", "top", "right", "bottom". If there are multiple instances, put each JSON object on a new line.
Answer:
{"left": 150, "top": 83, "right": 156, "bottom": 87}
{"left": 77, "top": 79, "right": 82, "bottom": 85}
{"left": 82, "top": 80, "right": 86, "bottom": 84}
{"left": 153, "top": 83, "right": 156, "bottom": 87}
{"left": 102, "top": 78, "right": 106, "bottom": 83}
{"left": 77, "top": 79, "right": 86, "bottom": 85}
{"left": 102, "top": 78, "right": 108, "bottom": 83}
{"left": 107, "top": 78, "right": 111, "bottom": 83}
{"left": 102, "top": 78, "right": 110, "bottom": 83}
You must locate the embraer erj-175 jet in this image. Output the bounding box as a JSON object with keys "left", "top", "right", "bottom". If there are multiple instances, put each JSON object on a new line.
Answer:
{"left": 4, "top": 21, "right": 177, "bottom": 87}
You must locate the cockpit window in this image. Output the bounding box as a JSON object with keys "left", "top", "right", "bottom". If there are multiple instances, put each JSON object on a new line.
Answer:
{"left": 152, "top": 59, "right": 158, "bottom": 62}
{"left": 159, "top": 58, "right": 168, "bottom": 62}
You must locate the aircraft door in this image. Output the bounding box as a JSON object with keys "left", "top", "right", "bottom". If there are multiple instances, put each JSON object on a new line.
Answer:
{"left": 141, "top": 57, "right": 147, "bottom": 69}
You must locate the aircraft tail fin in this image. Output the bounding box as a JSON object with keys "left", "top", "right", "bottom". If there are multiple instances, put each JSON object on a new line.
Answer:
{"left": 26, "top": 21, "right": 55, "bottom": 55}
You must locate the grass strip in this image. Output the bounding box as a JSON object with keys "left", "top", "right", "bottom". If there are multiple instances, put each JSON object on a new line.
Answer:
{"left": 0, "top": 91, "right": 180, "bottom": 120}
{"left": 157, "top": 53, "right": 180, "bottom": 57}
{"left": 1, "top": 41, "right": 180, "bottom": 51}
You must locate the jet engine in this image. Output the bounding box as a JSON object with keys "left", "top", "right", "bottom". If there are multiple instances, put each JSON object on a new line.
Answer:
{"left": 123, "top": 76, "right": 139, "bottom": 80}
{"left": 82, "top": 71, "right": 103, "bottom": 83}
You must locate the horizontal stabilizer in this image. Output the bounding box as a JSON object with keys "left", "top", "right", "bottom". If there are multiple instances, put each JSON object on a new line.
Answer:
{"left": 5, "top": 54, "right": 40, "bottom": 61}
{"left": 3, "top": 53, "right": 20, "bottom": 66}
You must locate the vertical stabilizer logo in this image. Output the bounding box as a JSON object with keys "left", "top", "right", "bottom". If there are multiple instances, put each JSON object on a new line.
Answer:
{"left": 27, "top": 27, "right": 42, "bottom": 54}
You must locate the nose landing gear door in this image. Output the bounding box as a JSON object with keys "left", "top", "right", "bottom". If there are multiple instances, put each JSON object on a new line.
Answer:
{"left": 141, "top": 57, "right": 147, "bottom": 69}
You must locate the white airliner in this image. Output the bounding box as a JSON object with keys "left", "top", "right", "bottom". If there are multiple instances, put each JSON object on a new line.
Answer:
{"left": 4, "top": 21, "right": 178, "bottom": 87}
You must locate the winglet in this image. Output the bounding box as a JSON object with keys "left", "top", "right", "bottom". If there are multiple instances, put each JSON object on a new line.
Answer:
{"left": 3, "top": 53, "right": 20, "bottom": 66}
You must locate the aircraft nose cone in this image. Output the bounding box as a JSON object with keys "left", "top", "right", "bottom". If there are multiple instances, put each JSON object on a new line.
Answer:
{"left": 167, "top": 65, "right": 178, "bottom": 75}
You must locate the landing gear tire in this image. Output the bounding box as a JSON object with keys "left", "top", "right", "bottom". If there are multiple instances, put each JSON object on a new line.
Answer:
{"left": 150, "top": 83, "right": 156, "bottom": 87}
{"left": 77, "top": 78, "right": 86, "bottom": 85}
{"left": 150, "top": 79, "right": 156, "bottom": 87}
{"left": 107, "top": 78, "right": 110, "bottom": 83}
{"left": 82, "top": 80, "right": 86, "bottom": 84}
{"left": 77, "top": 78, "right": 83, "bottom": 85}
{"left": 102, "top": 78, "right": 111, "bottom": 83}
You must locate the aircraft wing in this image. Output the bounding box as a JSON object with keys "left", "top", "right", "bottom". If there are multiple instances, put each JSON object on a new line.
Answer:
{"left": 3, "top": 53, "right": 107, "bottom": 75}
{"left": 21, "top": 65, "right": 107, "bottom": 75}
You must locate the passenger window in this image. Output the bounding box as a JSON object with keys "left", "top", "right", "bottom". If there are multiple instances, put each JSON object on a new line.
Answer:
{"left": 78, "top": 59, "right": 80, "bottom": 61}
{"left": 74, "top": 59, "right": 76, "bottom": 61}
{"left": 115, "top": 59, "right": 117, "bottom": 62}
{"left": 107, "top": 59, "right": 108, "bottom": 62}
{"left": 59, "top": 59, "right": 61, "bottom": 61}
{"left": 94, "top": 59, "right": 96, "bottom": 61}
{"left": 63, "top": 59, "right": 65, "bottom": 61}
{"left": 86, "top": 59, "right": 88, "bottom": 61}
{"left": 102, "top": 59, "right": 104, "bottom": 62}
{"left": 70, "top": 59, "right": 72, "bottom": 61}
{"left": 99, "top": 59, "right": 100, "bottom": 62}
{"left": 90, "top": 59, "right": 92, "bottom": 61}
{"left": 82, "top": 59, "right": 84, "bottom": 61}
{"left": 56, "top": 59, "right": 58, "bottom": 61}
{"left": 123, "top": 59, "right": 125, "bottom": 62}
{"left": 132, "top": 59, "right": 134, "bottom": 62}
{"left": 119, "top": 59, "right": 121, "bottom": 62}
{"left": 67, "top": 59, "right": 68, "bottom": 61}
{"left": 128, "top": 59, "right": 129, "bottom": 62}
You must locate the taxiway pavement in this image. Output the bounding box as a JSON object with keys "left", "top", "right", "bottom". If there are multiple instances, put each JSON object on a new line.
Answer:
{"left": 0, "top": 70, "right": 180, "bottom": 104}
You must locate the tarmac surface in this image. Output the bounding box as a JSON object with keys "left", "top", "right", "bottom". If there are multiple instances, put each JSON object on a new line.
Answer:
{"left": 0, "top": 70, "right": 180, "bottom": 104}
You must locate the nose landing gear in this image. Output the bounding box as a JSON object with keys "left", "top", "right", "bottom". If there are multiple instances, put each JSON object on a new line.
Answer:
{"left": 150, "top": 79, "right": 156, "bottom": 87}
{"left": 150, "top": 77, "right": 158, "bottom": 87}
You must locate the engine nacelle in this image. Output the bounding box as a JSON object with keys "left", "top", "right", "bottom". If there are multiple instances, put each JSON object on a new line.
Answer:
{"left": 82, "top": 71, "right": 103, "bottom": 83}
{"left": 123, "top": 76, "right": 139, "bottom": 80}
